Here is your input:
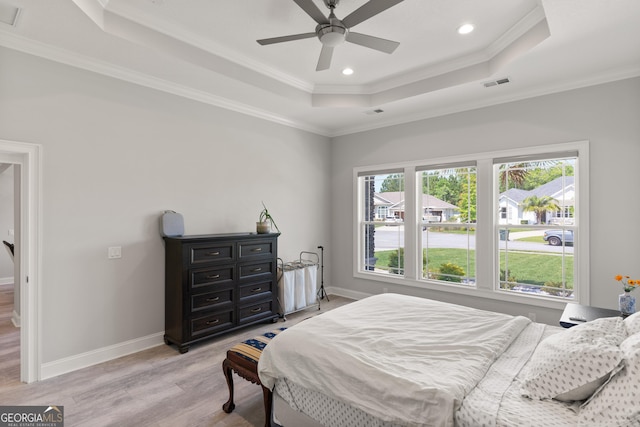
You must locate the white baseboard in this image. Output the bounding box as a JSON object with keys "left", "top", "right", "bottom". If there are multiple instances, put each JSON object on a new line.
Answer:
{"left": 11, "top": 309, "right": 20, "bottom": 327}
{"left": 0, "top": 276, "right": 13, "bottom": 285}
{"left": 324, "top": 286, "right": 371, "bottom": 301}
{"left": 40, "top": 332, "right": 165, "bottom": 380}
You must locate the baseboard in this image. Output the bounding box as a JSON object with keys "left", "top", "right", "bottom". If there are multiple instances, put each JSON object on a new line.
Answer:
{"left": 40, "top": 332, "right": 165, "bottom": 380}
{"left": 324, "top": 286, "right": 371, "bottom": 301}
{"left": 0, "top": 276, "right": 13, "bottom": 285}
{"left": 11, "top": 309, "right": 20, "bottom": 327}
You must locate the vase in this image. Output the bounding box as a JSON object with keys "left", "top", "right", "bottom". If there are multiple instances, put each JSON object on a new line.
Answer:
{"left": 256, "top": 221, "right": 271, "bottom": 234}
{"left": 619, "top": 291, "right": 636, "bottom": 316}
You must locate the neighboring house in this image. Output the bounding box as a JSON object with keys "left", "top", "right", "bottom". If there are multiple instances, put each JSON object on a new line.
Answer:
{"left": 499, "top": 176, "right": 575, "bottom": 225}
{"left": 374, "top": 192, "right": 460, "bottom": 222}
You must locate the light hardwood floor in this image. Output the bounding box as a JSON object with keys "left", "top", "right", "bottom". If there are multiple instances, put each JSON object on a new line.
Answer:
{"left": 0, "top": 291, "right": 353, "bottom": 426}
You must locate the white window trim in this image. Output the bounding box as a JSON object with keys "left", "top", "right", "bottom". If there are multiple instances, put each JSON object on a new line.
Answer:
{"left": 353, "top": 141, "right": 589, "bottom": 310}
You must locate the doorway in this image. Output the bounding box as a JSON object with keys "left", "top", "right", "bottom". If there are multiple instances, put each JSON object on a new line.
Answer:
{"left": 0, "top": 139, "right": 42, "bottom": 383}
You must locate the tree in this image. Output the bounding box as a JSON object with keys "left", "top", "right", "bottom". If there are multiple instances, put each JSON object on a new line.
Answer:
{"left": 457, "top": 172, "right": 477, "bottom": 223}
{"left": 380, "top": 174, "right": 404, "bottom": 192}
{"left": 423, "top": 172, "right": 463, "bottom": 206}
{"left": 522, "top": 165, "right": 574, "bottom": 190}
{"left": 522, "top": 195, "right": 560, "bottom": 224}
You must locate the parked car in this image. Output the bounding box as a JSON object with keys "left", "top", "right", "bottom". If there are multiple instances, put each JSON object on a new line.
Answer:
{"left": 385, "top": 216, "right": 402, "bottom": 224}
{"left": 543, "top": 229, "right": 573, "bottom": 246}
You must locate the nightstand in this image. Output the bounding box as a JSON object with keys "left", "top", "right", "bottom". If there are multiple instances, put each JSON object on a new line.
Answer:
{"left": 559, "top": 303, "right": 621, "bottom": 328}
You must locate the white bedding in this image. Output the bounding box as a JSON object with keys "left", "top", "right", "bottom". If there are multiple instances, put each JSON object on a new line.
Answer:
{"left": 258, "top": 293, "right": 531, "bottom": 427}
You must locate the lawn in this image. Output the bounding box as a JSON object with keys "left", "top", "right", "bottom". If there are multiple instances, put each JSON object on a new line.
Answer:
{"left": 375, "top": 248, "right": 573, "bottom": 287}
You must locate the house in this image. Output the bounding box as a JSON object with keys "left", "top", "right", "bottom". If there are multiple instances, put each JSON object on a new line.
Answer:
{"left": 375, "top": 192, "right": 459, "bottom": 222}
{"left": 499, "top": 176, "right": 575, "bottom": 225}
{"left": 0, "top": 0, "right": 638, "bottom": 389}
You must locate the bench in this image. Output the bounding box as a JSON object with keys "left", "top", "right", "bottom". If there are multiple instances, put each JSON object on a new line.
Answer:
{"left": 222, "top": 327, "right": 287, "bottom": 427}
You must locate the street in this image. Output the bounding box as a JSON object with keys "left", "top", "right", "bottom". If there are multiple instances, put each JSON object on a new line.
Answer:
{"left": 372, "top": 226, "right": 574, "bottom": 253}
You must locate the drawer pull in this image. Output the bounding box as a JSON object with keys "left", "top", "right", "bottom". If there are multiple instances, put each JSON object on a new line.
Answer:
{"left": 206, "top": 274, "right": 221, "bottom": 279}
{"left": 252, "top": 267, "right": 262, "bottom": 272}
{"left": 251, "top": 248, "right": 263, "bottom": 252}
{"left": 206, "top": 296, "right": 220, "bottom": 302}
{"left": 251, "top": 287, "right": 262, "bottom": 293}
{"left": 206, "top": 319, "right": 220, "bottom": 325}
{"left": 206, "top": 251, "right": 220, "bottom": 256}
{"left": 250, "top": 307, "right": 262, "bottom": 313}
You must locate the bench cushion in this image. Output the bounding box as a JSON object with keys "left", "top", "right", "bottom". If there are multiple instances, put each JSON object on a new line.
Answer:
{"left": 228, "top": 327, "right": 287, "bottom": 364}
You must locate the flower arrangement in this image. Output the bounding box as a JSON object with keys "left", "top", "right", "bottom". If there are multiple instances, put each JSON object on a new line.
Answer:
{"left": 615, "top": 275, "right": 639, "bottom": 292}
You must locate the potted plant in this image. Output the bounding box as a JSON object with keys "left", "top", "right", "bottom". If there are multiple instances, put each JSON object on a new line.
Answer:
{"left": 257, "top": 202, "right": 280, "bottom": 234}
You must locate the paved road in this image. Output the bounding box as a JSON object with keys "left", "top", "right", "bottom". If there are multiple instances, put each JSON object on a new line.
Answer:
{"left": 372, "top": 226, "right": 573, "bottom": 253}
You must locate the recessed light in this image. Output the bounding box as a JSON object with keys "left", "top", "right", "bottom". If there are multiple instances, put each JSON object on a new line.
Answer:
{"left": 342, "top": 68, "right": 354, "bottom": 76}
{"left": 458, "top": 24, "right": 474, "bottom": 35}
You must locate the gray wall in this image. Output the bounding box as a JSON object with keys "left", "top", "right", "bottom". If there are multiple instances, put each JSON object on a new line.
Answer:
{"left": 0, "top": 47, "right": 332, "bottom": 364}
{"left": 330, "top": 77, "right": 640, "bottom": 325}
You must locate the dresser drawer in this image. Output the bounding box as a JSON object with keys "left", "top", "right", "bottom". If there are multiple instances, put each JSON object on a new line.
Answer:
{"left": 239, "top": 261, "right": 273, "bottom": 281}
{"left": 191, "top": 288, "right": 233, "bottom": 312}
{"left": 191, "top": 266, "right": 234, "bottom": 289}
{"left": 191, "top": 309, "right": 233, "bottom": 337}
{"left": 190, "top": 243, "right": 234, "bottom": 265}
{"left": 238, "top": 240, "right": 274, "bottom": 260}
{"left": 238, "top": 299, "right": 275, "bottom": 325}
{"left": 239, "top": 279, "right": 273, "bottom": 301}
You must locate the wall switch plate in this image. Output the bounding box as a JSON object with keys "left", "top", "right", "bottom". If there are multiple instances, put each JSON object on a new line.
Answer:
{"left": 8, "top": 229, "right": 14, "bottom": 236}
{"left": 108, "top": 246, "right": 122, "bottom": 259}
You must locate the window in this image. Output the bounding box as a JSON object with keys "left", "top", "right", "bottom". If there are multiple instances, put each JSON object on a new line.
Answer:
{"left": 496, "top": 155, "right": 577, "bottom": 298}
{"left": 358, "top": 171, "right": 404, "bottom": 274}
{"left": 354, "top": 142, "right": 588, "bottom": 306}
{"left": 419, "top": 165, "right": 476, "bottom": 284}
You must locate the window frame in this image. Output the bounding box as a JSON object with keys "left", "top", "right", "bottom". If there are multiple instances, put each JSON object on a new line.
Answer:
{"left": 353, "top": 141, "right": 589, "bottom": 310}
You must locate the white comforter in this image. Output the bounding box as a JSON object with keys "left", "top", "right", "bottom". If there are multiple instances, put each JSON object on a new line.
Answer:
{"left": 258, "top": 293, "right": 531, "bottom": 427}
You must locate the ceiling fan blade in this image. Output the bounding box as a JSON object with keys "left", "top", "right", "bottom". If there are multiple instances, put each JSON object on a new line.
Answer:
{"left": 257, "top": 32, "right": 316, "bottom": 45}
{"left": 316, "top": 45, "right": 334, "bottom": 71}
{"left": 342, "top": 0, "right": 404, "bottom": 28}
{"left": 346, "top": 32, "right": 400, "bottom": 54}
{"left": 293, "top": 0, "right": 329, "bottom": 25}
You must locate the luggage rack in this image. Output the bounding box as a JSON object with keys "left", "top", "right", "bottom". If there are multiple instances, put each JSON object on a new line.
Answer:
{"left": 277, "top": 248, "right": 326, "bottom": 320}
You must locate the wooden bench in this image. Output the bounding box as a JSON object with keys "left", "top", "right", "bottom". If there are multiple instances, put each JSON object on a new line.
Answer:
{"left": 222, "top": 328, "right": 286, "bottom": 427}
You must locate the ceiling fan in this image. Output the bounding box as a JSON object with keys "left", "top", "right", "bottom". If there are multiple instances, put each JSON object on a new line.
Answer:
{"left": 257, "top": 0, "right": 404, "bottom": 71}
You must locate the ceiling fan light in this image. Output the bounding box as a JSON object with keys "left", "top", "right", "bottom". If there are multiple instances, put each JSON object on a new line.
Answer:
{"left": 458, "top": 23, "right": 474, "bottom": 35}
{"left": 317, "top": 24, "right": 347, "bottom": 47}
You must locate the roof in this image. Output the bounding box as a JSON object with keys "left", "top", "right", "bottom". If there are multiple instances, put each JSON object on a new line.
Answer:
{"left": 375, "top": 192, "right": 459, "bottom": 210}
{"left": 499, "top": 176, "right": 575, "bottom": 204}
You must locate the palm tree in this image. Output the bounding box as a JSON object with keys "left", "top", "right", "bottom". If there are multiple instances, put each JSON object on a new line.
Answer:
{"left": 522, "top": 195, "right": 560, "bottom": 224}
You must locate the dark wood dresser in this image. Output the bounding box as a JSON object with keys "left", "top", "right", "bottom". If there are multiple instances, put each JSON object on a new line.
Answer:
{"left": 164, "top": 232, "right": 280, "bottom": 353}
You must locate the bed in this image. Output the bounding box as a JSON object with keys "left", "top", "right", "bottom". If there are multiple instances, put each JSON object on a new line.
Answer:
{"left": 258, "top": 293, "right": 640, "bottom": 427}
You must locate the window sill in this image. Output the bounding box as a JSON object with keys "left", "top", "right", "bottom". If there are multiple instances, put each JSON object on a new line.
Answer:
{"left": 354, "top": 270, "right": 569, "bottom": 311}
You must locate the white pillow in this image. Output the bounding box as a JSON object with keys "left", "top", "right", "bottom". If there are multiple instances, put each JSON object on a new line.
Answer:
{"left": 578, "top": 333, "right": 640, "bottom": 425}
{"left": 520, "top": 317, "right": 626, "bottom": 401}
{"left": 624, "top": 311, "right": 640, "bottom": 336}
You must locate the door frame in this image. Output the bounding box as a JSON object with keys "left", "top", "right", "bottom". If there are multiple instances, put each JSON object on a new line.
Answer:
{"left": 0, "top": 139, "right": 42, "bottom": 383}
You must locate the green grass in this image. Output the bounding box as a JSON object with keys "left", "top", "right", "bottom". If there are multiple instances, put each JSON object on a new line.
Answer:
{"left": 374, "top": 248, "right": 573, "bottom": 287}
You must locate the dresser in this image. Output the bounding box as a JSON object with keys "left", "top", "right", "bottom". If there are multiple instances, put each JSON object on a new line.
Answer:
{"left": 164, "top": 232, "right": 280, "bottom": 353}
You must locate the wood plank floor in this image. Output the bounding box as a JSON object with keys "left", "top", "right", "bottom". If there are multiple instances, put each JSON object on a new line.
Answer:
{"left": 0, "top": 294, "right": 353, "bottom": 426}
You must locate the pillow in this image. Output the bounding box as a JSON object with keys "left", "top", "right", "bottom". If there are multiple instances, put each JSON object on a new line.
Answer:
{"left": 520, "top": 317, "right": 626, "bottom": 401}
{"left": 624, "top": 311, "right": 640, "bottom": 336}
{"left": 579, "top": 333, "right": 640, "bottom": 425}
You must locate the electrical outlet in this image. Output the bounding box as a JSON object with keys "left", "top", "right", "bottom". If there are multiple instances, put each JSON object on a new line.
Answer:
{"left": 383, "top": 287, "right": 388, "bottom": 293}
{"left": 108, "top": 246, "right": 122, "bottom": 259}
{"left": 528, "top": 312, "right": 537, "bottom": 322}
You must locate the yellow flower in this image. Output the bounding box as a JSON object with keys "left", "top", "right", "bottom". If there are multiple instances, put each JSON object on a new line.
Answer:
{"left": 616, "top": 275, "right": 638, "bottom": 292}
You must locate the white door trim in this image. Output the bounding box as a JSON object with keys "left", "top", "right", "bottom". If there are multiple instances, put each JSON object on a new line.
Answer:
{"left": 0, "top": 139, "right": 42, "bottom": 383}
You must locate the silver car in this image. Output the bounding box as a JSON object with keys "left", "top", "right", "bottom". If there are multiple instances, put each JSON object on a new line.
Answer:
{"left": 543, "top": 229, "right": 574, "bottom": 246}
